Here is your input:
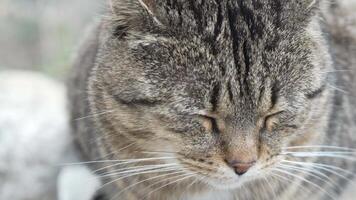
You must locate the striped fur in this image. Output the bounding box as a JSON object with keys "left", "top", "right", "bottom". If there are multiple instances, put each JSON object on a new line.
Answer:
{"left": 69, "top": 0, "right": 356, "bottom": 199}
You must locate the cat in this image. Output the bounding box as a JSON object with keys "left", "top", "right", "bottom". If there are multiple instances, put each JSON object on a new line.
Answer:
{"left": 68, "top": 0, "right": 356, "bottom": 199}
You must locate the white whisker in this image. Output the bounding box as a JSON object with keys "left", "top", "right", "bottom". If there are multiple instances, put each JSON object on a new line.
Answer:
{"left": 74, "top": 110, "right": 114, "bottom": 121}
{"left": 269, "top": 171, "right": 312, "bottom": 196}
{"left": 263, "top": 175, "right": 277, "bottom": 199}
{"left": 110, "top": 170, "right": 185, "bottom": 200}
{"left": 60, "top": 160, "right": 128, "bottom": 166}
{"left": 93, "top": 157, "right": 175, "bottom": 173}
{"left": 100, "top": 166, "right": 181, "bottom": 190}
{"left": 321, "top": 70, "right": 350, "bottom": 74}
{"left": 142, "top": 173, "right": 197, "bottom": 200}
{"left": 278, "top": 163, "right": 337, "bottom": 188}
{"left": 283, "top": 145, "right": 356, "bottom": 151}
{"left": 327, "top": 84, "right": 348, "bottom": 94}
{"left": 99, "top": 163, "right": 178, "bottom": 178}
{"left": 273, "top": 168, "right": 337, "bottom": 200}
{"left": 61, "top": 156, "right": 175, "bottom": 167}
{"left": 92, "top": 142, "right": 137, "bottom": 162}
{"left": 282, "top": 151, "right": 355, "bottom": 155}
{"left": 282, "top": 152, "right": 356, "bottom": 160}
{"left": 282, "top": 160, "right": 355, "bottom": 182}
{"left": 98, "top": 163, "right": 177, "bottom": 176}
{"left": 140, "top": 150, "right": 178, "bottom": 155}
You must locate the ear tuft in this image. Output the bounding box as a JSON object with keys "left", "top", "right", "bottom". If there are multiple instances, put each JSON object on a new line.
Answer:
{"left": 307, "top": 0, "right": 323, "bottom": 10}
{"left": 109, "top": 0, "right": 162, "bottom": 35}
{"left": 137, "top": 0, "right": 162, "bottom": 26}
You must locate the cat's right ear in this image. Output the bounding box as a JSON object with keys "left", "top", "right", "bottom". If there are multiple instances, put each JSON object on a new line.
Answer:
{"left": 108, "top": 0, "right": 163, "bottom": 37}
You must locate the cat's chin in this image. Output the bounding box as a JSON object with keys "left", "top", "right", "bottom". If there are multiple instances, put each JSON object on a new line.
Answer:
{"left": 203, "top": 176, "right": 253, "bottom": 190}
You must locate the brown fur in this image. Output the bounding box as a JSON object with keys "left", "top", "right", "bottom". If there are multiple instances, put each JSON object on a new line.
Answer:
{"left": 69, "top": 0, "right": 356, "bottom": 199}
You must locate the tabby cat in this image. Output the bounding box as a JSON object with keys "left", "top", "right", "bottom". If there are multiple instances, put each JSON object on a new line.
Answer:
{"left": 69, "top": 0, "right": 356, "bottom": 199}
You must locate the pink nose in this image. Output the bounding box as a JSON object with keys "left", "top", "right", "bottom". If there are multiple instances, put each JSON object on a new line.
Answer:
{"left": 226, "top": 160, "right": 256, "bottom": 175}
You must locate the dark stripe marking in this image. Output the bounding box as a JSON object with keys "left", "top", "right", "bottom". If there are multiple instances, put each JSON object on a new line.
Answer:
{"left": 114, "top": 95, "right": 161, "bottom": 107}
{"left": 211, "top": 83, "right": 221, "bottom": 112}
{"left": 306, "top": 85, "right": 326, "bottom": 99}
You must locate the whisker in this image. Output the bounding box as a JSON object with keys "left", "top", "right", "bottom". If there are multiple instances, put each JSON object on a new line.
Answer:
{"left": 282, "top": 152, "right": 356, "bottom": 160}
{"left": 272, "top": 168, "right": 337, "bottom": 200}
{"left": 98, "top": 163, "right": 177, "bottom": 176}
{"left": 74, "top": 110, "right": 114, "bottom": 121}
{"left": 98, "top": 163, "right": 179, "bottom": 178}
{"left": 327, "top": 84, "right": 348, "bottom": 94}
{"left": 100, "top": 166, "right": 181, "bottom": 190}
{"left": 92, "top": 142, "right": 137, "bottom": 161}
{"left": 142, "top": 173, "right": 197, "bottom": 200}
{"left": 278, "top": 163, "right": 337, "bottom": 189}
{"left": 60, "top": 160, "right": 129, "bottom": 166}
{"left": 109, "top": 170, "right": 185, "bottom": 200}
{"left": 93, "top": 157, "right": 176, "bottom": 174}
{"left": 187, "top": 176, "right": 201, "bottom": 188}
{"left": 259, "top": 177, "right": 272, "bottom": 199}
{"left": 283, "top": 145, "right": 356, "bottom": 151}
{"left": 180, "top": 175, "right": 203, "bottom": 198}
{"left": 140, "top": 152, "right": 176, "bottom": 156}
{"left": 269, "top": 171, "right": 312, "bottom": 196}
{"left": 263, "top": 175, "right": 277, "bottom": 199}
{"left": 282, "top": 160, "right": 355, "bottom": 182}
{"left": 115, "top": 142, "right": 137, "bottom": 153}
{"left": 282, "top": 151, "right": 355, "bottom": 155}
{"left": 139, "top": 150, "right": 179, "bottom": 155}
{"left": 61, "top": 156, "right": 176, "bottom": 167}
{"left": 321, "top": 70, "right": 350, "bottom": 74}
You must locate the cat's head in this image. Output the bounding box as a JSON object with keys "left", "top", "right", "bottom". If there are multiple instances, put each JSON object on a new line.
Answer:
{"left": 90, "top": 0, "right": 332, "bottom": 189}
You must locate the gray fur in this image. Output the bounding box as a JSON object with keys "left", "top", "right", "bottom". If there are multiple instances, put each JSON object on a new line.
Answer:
{"left": 69, "top": 0, "right": 356, "bottom": 199}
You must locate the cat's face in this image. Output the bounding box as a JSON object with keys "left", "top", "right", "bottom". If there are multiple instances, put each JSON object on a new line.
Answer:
{"left": 90, "top": 0, "right": 332, "bottom": 190}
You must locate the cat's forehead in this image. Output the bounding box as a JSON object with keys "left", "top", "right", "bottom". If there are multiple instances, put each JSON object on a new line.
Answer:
{"left": 149, "top": 33, "right": 313, "bottom": 86}
{"left": 153, "top": 0, "right": 317, "bottom": 36}
{"left": 127, "top": 0, "right": 320, "bottom": 109}
{"left": 137, "top": 32, "right": 314, "bottom": 106}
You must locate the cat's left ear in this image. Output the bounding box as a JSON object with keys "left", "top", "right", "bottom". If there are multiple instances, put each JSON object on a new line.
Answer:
{"left": 304, "top": 0, "right": 327, "bottom": 13}
{"left": 290, "top": 0, "right": 324, "bottom": 24}
{"left": 109, "top": 0, "right": 163, "bottom": 31}
{"left": 306, "top": 0, "right": 318, "bottom": 9}
{"left": 136, "top": 0, "right": 162, "bottom": 26}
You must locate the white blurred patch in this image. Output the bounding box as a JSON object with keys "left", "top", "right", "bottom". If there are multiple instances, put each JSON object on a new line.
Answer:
{"left": 0, "top": 70, "right": 99, "bottom": 200}
{"left": 58, "top": 166, "right": 100, "bottom": 200}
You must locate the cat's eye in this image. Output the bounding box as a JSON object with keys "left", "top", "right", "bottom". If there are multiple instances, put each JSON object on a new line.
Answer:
{"left": 197, "top": 114, "right": 220, "bottom": 134}
{"left": 263, "top": 111, "right": 299, "bottom": 133}
{"left": 263, "top": 111, "right": 284, "bottom": 132}
{"left": 306, "top": 85, "right": 326, "bottom": 99}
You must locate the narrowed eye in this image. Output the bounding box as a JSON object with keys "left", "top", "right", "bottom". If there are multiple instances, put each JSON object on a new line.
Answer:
{"left": 263, "top": 111, "right": 284, "bottom": 132}
{"left": 113, "top": 95, "right": 161, "bottom": 107}
{"left": 197, "top": 115, "right": 220, "bottom": 135}
{"left": 306, "top": 85, "right": 326, "bottom": 99}
{"left": 263, "top": 111, "right": 299, "bottom": 132}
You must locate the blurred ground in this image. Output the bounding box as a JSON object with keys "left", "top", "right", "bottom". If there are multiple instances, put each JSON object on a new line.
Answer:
{"left": 0, "top": 1, "right": 103, "bottom": 199}
{"left": 0, "top": 0, "right": 102, "bottom": 80}
{"left": 0, "top": 71, "right": 100, "bottom": 200}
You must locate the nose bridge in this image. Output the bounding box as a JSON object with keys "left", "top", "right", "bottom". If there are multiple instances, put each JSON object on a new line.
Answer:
{"left": 223, "top": 126, "right": 259, "bottom": 162}
{"left": 228, "top": 134, "right": 258, "bottom": 160}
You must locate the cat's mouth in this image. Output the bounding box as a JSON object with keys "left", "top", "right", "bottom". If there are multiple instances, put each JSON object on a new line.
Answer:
{"left": 203, "top": 176, "right": 248, "bottom": 189}
{"left": 200, "top": 170, "right": 261, "bottom": 190}
{"left": 183, "top": 163, "right": 261, "bottom": 190}
{"left": 177, "top": 153, "right": 283, "bottom": 190}
{"left": 182, "top": 159, "right": 277, "bottom": 190}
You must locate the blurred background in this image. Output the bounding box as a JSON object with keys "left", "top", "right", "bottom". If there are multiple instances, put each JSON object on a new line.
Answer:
{"left": 0, "top": 0, "right": 103, "bottom": 80}
{"left": 0, "top": 1, "right": 104, "bottom": 199}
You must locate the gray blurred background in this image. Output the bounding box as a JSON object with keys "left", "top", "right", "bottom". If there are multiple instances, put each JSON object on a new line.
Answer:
{"left": 0, "top": 0, "right": 103, "bottom": 80}
{"left": 0, "top": 1, "right": 104, "bottom": 199}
